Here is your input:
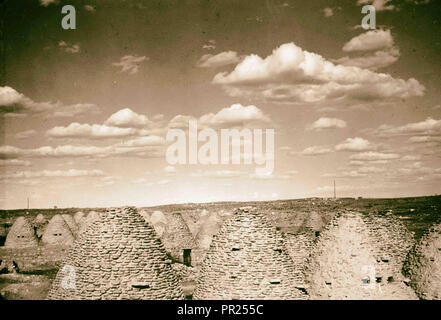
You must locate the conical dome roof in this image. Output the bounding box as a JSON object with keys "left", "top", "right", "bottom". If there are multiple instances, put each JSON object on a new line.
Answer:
{"left": 73, "top": 211, "right": 85, "bottom": 225}
{"left": 283, "top": 232, "right": 314, "bottom": 290}
{"left": 303, "top": 211, "right": 325, "bottom": 233}
{"left": 5, "top": 216, "right": 38, "bottom": 248}
{"left": 33, "top": 213, "right": 48, "bottom": 238}
{"left": 305, "top": 211, "right": 417, "bottom": 299}
{"left": 404, "top": 222, "right": 441, "bottom": 299}
{"left": 47, "top": 207, "right": 183, "bottom": 300}
{"left": 62, "top": 214, "right": 79, "bottom": 237}
{"left": 161, "top": 213, "right": 196, "bottom": 252}
{"left": 41, "top": 214, "right": 75, "bottom": 246}
{"left": 194, "top": 207, "right": 307, "bottom": 300}
{"left": 78, "top": 211, "right": 99, "bottom": 234}
{"left": 195, "top": 211, "right": 223, "bottom": 250}
{"left": 150, "top": 210, "right": 167, "bottom": 237}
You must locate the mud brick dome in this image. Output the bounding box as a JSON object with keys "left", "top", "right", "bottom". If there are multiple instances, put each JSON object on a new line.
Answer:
{"left": 41, "top": 214, "right": 75, "bottom": 246}
{"left": 305, "top": 211, "right": 417, "bottom": 299}
{"left": 5, "top": 216, "right": 38, "bottom": 248}
{"left": 193, "top": 207, "right": 308, "bottom": 300}
{"left": 404, "top": 222, "right": 441, "bottom": 299}
{"left": 47, "top": 207, "right": 183, "bottom": 300}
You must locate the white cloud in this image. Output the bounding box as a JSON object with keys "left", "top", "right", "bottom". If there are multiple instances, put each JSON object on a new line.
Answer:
{"left": 310, "top": 117, "right": 347, "bottom": 130}
{"left": 323, "top": 170, "right": 367, "bottom": 178}
{"left": 40, "top": 0, "right": 58, "bottom": 6}
{"left": 300, "top": 146, "right": 333, "bottom": 156}
{"left": 58, "top": 41, "right": 80, "bottom": 53}
{"left": 323, "top": 7, "right": 334, "bottom": 17}
{"left": 350, "top": 151, "right": 400, "bottom": 161}
{"left": 105, "top": 108, "right": 152, "bottom": 128}
{"left": 212, "top": 42, "right": 424, "bottom": 104}
{"left": 199, "top": 103, "right": 272, "bottom": 127}
{"left": 203, "top": 40, "right": 216, "bottom": 50}
{"left": 46, "top": 123, "right": 137, "bottom": 139}
{"left": 357, "top": 0, "right": 395, "bottom": 11}
{"left": 342, "top": 29, "right": 394, "bottom": 52}
{"left": 197, "top": 51, "right": 241, "bottom": 68}
{"left": 334, "top": 48, "right": 400, "bottom": 70}
{"left": 0, "top": 86, "right": 99, "bottom": 118}
{"left": 376, "top": 118, "right": 441, "bottom": 137}
{"left": 84, "top": 5, "right": 95, "bottom": 12}
{"left": 335, "top": 137, "right": 374, "bottom": 151}
{"left": 112, "top": 55, "right": 149, "bottom": 74}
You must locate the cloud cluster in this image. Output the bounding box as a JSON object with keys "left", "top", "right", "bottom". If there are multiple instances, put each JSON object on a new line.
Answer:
{"left": 105, "top": 108, "right": 152, "bottom": 128}
{"left": 112, "top": 55, "right": 149, "bottom": 74}
{"left": 310, "top": 117, "right": 347, "bottom": 130}
{"left": 197, "top": 51, "right": 241, "bottom": 68}
{"left": 46, "top": 123, "right": 137, "bottom": 139}
{"left": 335, "top": 137, "right": 374, "bottom": 151}
{"left": 212, "top": 42, "right": 424, "bottom": 104}
{"left": 357, "top": 0, "right": 395, "bottom": 11}
{"left": 59, "top": 41, "right": 80, "bottom": 54}
{"left": 336, "top": 30, "right": 400, "bottom": 70}
{"left": 169, "top": 103, "right": 272, "bottom": 129}
{"left": 0, "top": 86, "right": 99, "bottom": 118}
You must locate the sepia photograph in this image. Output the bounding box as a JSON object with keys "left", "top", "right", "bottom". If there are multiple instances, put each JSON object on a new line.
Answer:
{"left": 0, "top": 0, "right": 440, "bottom": 304}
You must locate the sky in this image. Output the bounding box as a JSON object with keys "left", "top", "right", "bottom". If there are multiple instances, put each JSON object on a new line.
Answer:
{"left": 1, "top": 0, "right": 440, "bottom": 209}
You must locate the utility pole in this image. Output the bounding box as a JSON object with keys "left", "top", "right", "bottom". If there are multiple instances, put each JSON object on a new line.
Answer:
{"left": 27, "top": 197, "right": 29, "bottom": 210}
{"left": 333, "top": 180, "right": 336, "bottom": 199}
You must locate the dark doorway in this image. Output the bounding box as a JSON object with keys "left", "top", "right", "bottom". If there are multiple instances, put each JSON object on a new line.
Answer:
{"left": 183, "top": 249, "right": 191, "bottom": 266}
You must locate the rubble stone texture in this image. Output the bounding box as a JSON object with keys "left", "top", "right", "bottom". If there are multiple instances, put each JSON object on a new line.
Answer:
{"left": 41, "top": 215, "right": 75, "bottom": 246}
{"left": 150, "top": 211, "right": 167, "bottom": 237}
{"left": 62, "top": 214, "right": 79, "bottom": 237}
{"left": 194, "top": 207, "right": 308, "bottom": 300}
{"left": 305, "top": 211, "right": 417, "bottom": 300}
{"left": 47, "top": 207, "right": 183, "bottom": 300}
{"left": 32, "top": 214, "right": 48, "bottom": 239}
{"left": 195, "top": 211, "right": 223, "bottom": 250}
{"left": 161, "top": 213, "right": 196, "bottom": 263}
{"left": 5, "top": 217, "right": 38, "bottom": 248}
{"left": 73, "top": 212, "right": 85, "bottom": 226}
{"left": 404, "top": 222, "right": 441, "bottom": 299}
{"left": 78, "top": 211, "right": 99, "bottom": 234}
{"left": 303, "top": 211, "right": 325, "bottom": 235}
{"left": 283, "top": 232, "right": 314, "bottom": 289}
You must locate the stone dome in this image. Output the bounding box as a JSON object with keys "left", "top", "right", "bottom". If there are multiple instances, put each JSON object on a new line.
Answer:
{"left": 41, "top": 214, "right": 75, "bottom": 246}
{"left": 195, "top": 211, "right": 223, "bottom": 250}
{"left": 194, "top": 207, "right": 308, "bottom": 300}
{"left": 5, "top": 216, "right": 38, "bottom": 248}
{"left": 161, "top": 213, "right": 196, "bottom": 254}
{"left": 73, "top": 211, "right": 85, "bottom": 225}
{"left": 62, "top": 214, "right": 79, "bottom": 237}
{"left": 305, "top": 211, "right": 417, "bottom": 299}
{"left": 47, "top": 207, "right": 183, "bottom": 300}
{"left": 404, "top": 222, "right": 441, "bottom": 299}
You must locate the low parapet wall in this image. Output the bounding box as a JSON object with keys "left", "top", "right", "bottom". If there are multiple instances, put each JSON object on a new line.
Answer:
{"left": 0, "top": 245, "right": 70, "bottom": 272}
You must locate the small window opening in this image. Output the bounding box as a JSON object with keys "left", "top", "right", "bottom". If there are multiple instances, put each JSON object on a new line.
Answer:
{"left": 183, "top": 249, "right": 191, "bottom": 266}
